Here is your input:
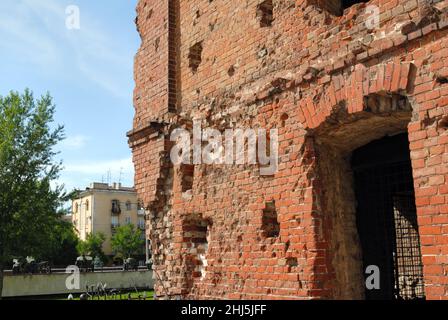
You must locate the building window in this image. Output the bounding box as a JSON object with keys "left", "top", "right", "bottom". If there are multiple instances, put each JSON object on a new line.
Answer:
{"left": 111, "top": 216, "right": 119, "bottom": 228}
{"left": 74, "top": 203, "right": 79, "bottom": 214}
{"left": 125, "top": 216, "right": 131, "bottom": 225}
{"left": 85, "top": 200, "right": 89, "bottom": 211}
{"left": 137, "top": 200, "right": 145, "bottom": 216}
{"left": 126, "top": 201, "right": 132, "bottom": 211}
{"left": 111, "top": 200, "right": 121, "bottom": 214}
{"left": 138, "top": 217, "right": 145, "bottom": 230}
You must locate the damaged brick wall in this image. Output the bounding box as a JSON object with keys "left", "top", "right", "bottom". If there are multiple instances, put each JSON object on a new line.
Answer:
{"left": 129, "top": 0, "right": 448, "bottom": 299}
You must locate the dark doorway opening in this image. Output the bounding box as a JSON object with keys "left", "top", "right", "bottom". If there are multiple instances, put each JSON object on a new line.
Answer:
{"left": 352, "top": 133, "right": 425, "bottom": 300}
{"left": 342, "top": 0, "right": 369, "bottom": 10}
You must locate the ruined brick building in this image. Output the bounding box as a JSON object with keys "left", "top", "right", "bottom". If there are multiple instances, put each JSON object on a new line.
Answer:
{"left": 128, "top": 0, "right": 448, "bottom": 299}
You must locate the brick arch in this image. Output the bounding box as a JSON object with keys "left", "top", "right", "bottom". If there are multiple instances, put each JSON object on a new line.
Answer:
{"left": 297, "top": 61, "right": 415, "bottom": 130}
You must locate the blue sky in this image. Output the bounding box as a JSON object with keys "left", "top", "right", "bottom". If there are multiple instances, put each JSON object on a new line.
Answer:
{"left": 0, "top": 0, "right": 140, "bottom": 192}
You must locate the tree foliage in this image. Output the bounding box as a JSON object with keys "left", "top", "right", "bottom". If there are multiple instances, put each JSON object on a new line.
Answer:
{"left": 76, "top": 232, "right": 106, "bottom": 259}
{"left": 0, "top": 90, "right": 66, "bottom": 297}
{"left": 111, "top": 224, "right": 144, "bottom": 259}
{"left": 44, "top": 220, "right": 79, "bottom": 266}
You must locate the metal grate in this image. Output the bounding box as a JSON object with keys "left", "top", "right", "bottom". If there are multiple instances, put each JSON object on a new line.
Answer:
{"left": 392, "top": 194, "right": 425, "bottom": 300}
{"left": 354, "top": 160, "right": 425, "bottom": 300}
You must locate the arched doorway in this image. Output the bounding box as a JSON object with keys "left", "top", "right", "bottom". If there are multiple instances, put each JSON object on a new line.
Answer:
{"left": 312, "top": 93, "right": 426, "bottom": 299}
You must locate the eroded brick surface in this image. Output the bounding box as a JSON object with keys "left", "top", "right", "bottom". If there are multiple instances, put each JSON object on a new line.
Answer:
{"left": 128, "top": 0, "right": 448, "bottom": 300}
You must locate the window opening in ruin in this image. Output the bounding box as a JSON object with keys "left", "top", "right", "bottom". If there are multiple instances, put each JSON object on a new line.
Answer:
{"left": 184, "top": 215, "right": 210, "bottom": 280}
{"left": 436, "top": 75, "right": 448, "bottom": 84}
{"left": 317, "top": 0, "right": 369, "bottom": 16}
{"left": 188, "top": 42, "right": 203, "bottom": 73}
{"left": 342, "top": 0, "right": 369, "bottom": 11}
{"left": 257, "top": 0, "right": 273, "bottom": 27}
{"left": 262, "top": 201, "right": 279, "bottom": 238}
{"left": 181, "top": 164, "right": 195, "bottom": 192}
{"left": 352, "top": 133, "right": 425, "bottom": 300}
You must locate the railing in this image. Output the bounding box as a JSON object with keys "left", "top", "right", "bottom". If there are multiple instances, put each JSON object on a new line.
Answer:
{"left": 3, "top": 265, "right": 149, "bottom": 275}
{"left": 111, "top": 207, "right": 121, "bottom": 215}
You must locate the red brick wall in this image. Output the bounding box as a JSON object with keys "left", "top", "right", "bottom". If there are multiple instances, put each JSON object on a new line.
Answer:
{"left": 129, "top": 0, "right": 448, "bottom": 299}
{"left": 133, "top": 0, "right": 170, "bottom": 128}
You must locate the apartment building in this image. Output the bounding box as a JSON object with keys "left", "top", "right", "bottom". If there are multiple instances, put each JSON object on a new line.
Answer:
{"left": 72, "top": 182, "right": 146, "bottom": 256}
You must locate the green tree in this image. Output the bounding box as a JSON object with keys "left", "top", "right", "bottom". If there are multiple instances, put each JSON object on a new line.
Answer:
{"left": 76, "top": 233, "right": 106, "bottom": 259}
{"left": 44, "top": 220, "right": 79, "bottom": 266}
{"left": 111, "top": 224, "right": 144, "bottom": 259}
{"left": 34, "top": 193, "right": 80, "bottom": 266}
{"left": 0, "top": 90, "right": 65, "bottom": 299}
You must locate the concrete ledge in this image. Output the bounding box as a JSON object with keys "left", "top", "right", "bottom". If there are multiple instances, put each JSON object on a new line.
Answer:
{"left": 2, "top": 271, "right": 154, "bottom": 298}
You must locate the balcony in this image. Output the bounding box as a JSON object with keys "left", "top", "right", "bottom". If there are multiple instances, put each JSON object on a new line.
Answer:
{"left": 137, "top": 209, "right": 145, "bottom": 216}
{"left": 111, "top": 200, "right": 121, "bottom": 215}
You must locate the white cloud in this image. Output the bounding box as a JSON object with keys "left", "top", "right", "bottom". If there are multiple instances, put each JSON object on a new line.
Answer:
{"left": 0, "top": 1, "right": 62, "bottom": 69}
{"left": 60, "top": 157, "right": 135, "bottom": 191}
{"left": 0, "top": 0, "right": 134, "bottom": 99}
{"left": 60, "top": 134, "right": 89, "bottom": 150}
